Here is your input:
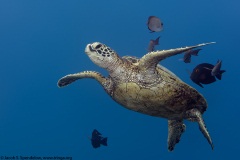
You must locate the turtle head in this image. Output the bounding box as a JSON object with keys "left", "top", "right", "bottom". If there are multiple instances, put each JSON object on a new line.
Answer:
{"left": 85, "top": 42, "right": 120, "bottom": 69}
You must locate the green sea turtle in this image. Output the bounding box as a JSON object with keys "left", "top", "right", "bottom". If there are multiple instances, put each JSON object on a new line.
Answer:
{"left": 57, "top": 42, "right": 215, "bottom": 151}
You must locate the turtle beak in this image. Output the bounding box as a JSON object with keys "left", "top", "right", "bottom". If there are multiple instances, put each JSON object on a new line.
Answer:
{"left": 85, "top": 44, "right": 94, "bottom": 54}
{"left": 89, "top": 44, "right": 95, "bottom": 52}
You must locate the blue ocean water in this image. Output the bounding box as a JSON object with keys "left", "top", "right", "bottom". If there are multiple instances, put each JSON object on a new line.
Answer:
{"left": 0, "top": 0, "right": 239, "bottom": 159}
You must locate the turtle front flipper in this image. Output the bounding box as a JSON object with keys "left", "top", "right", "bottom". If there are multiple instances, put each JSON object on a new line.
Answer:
{"left": 138, "top": 42, "right": 215, "bottom": 73}
{"left": 167, "top": 119, "right": 186, "bottom": 151}
{"left": 57, "top": 71, "right": 108, "bottom": 88}
{"left": 186, "top": 108, "right": 214, "bottom": 150}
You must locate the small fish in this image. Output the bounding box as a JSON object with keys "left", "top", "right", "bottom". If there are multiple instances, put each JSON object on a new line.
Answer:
{"left": 90, "top": 129, "right": 108, "bottom": 148}
{"left": 147, "top": 16, "right": 163, "bottom": 32}
{"left": 148, "top": 36, "right": 160, "bottom": 52}
{"left": 180, "top": 49, "right": 201, "bottom": 63}
{"left": 190, "top": 63, "right": 225, "bottom": 88}
{"left": 211, "top": 60, "right": 226, "bottom": 78}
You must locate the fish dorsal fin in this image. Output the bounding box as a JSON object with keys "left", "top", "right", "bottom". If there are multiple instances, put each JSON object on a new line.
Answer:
{"left": 138, "top": 42, "right": 216, "bottom": 73}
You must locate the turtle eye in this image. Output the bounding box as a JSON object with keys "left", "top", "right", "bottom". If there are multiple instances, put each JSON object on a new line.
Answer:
{"left": 95, "top": 44, "right": 102, "bottom": 49}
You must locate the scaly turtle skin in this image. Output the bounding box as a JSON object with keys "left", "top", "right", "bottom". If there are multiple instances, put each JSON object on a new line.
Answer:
{"left": 58, "top": 42, "right": 215, "bottom": 151}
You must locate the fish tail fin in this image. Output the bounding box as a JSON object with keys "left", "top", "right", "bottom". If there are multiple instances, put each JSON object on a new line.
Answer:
{"left": 101, "top": 137, "right": 108, "bottom": 146}
{"left": 220, "top": 70, "right": 226, "bottom": 74}
{"left": 216, "top": 70, "right": 226, "bottom": 80}
{"left": 192, "top": 53, "right": 198, "bottom": 56}
{"left": 192, "top": 49, "right": 202, "bottom": 56}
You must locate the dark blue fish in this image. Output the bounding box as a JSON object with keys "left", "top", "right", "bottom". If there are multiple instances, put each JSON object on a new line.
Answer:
{"left": 181, "top": 49, "right": 201, "bottom": 63}
{"left": 148, "top": 36, "right": 160, "bottom": 52}
{"left": 91, "top": 129, "right": 108, "bottom": 148}
{"left": 190, "top": 63, "right": 225, "bottom": 88}
{"left": 147, "top": 16, "right": 163, "bottom": 32}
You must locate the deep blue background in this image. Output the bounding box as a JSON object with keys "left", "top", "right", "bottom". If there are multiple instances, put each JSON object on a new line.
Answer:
{"left": 0, "top": 0, "right": 239, "bottom": 159}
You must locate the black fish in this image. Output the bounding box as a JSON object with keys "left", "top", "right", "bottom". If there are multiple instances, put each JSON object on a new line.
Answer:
{"left": 190, "top": 63, "right": 217, "bottom": 88}
{"left": 148, "top": 36, "right": 160, "bottom": 52}
{"left": 147, "top": 16, "right": 163, "bottom": 32}
{"left": 181, "top": 49, "right": 201, "bottom": 63}
{"left": 91, "top": 129, "right": 108, "bottom": 148}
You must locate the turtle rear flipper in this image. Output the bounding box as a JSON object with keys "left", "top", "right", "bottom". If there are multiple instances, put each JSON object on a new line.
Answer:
{"left": 168, "top": 120, "right": 186, "bottom": 151}
{"left": 186, "top": 108, "right": 214, "bottom": 150}
{"left": 57, "top": 71, "right": 107, "bottom": 87}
